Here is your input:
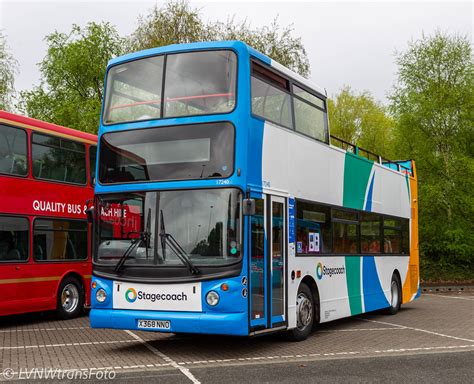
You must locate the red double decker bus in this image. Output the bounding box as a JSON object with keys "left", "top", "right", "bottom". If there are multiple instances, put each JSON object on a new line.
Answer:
{"left": 0, "top": 110, "right": 97, "bottom": 319}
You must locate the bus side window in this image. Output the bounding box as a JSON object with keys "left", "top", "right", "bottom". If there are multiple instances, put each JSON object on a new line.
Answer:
{"left": 33, "top": 219, "right": 88, "bottom": 261}
{"left": 0, "top": 216, "right": 29, "bottom": 262}
{"left": 0, "top": 125, "right": 28, "bottom": 177}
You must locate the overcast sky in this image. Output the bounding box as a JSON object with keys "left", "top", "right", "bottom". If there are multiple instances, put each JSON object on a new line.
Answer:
{"left": 0, "top": 0, "right": 472, "bottom": 104}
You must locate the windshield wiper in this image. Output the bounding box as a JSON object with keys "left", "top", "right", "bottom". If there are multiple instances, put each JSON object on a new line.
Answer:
{"left": 159, "top": 210, "right": 200, "bottom": 275}
{"left": 115, "top": 209, "right": 152, "bottom": 273}
{"left": 114, "top": 237, "right": 142, "bottom": 273}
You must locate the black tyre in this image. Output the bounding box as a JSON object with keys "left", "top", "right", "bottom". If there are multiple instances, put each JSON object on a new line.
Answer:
{"left": 383, "top": 273, "right": 402, "bottom": 315}
{"left": 56, "top": 277, "right": 84, "bottom": 320}
{"left": 286, "top": 283, "right": 314, "bottom": 341}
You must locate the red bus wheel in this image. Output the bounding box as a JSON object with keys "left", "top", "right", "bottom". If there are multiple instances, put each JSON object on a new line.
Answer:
{"left": 56, "top": 277, "right": 84, "bottom": 320}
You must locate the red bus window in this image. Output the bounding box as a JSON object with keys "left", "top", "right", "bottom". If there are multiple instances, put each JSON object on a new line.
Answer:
{"left": 33, "top": 219, "right": 88, "bottom": 261}
{"left": 32, "top": 133, "right": 86, "bottom": 185}
{"left": 89, "top": 145, "right": 97, "bottom": 185}
{"left": 0, "top": 216, "right": 29, "bottom": 262}
{"left": 0, "top": 124, "right": 28, "bottom": 177}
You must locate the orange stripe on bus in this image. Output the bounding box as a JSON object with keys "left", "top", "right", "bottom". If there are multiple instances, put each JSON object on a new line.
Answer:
{"left": 0, "top": 276, "right": 62, "bottom": 285}
{"left": 0, "top": 118, "right": 97, "bottom": 145}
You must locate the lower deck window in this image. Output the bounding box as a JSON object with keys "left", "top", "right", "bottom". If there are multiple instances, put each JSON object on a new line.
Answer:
{"left": 33, "top": 219, "right": 88, "bottom": 261}
{"left": 0, "top": 216, "right": 29, "bottom": 262}
{"left": 295, "top": 199, "right": 409, "bottom": 256}
{"left": 296, "top": 202, "right": 331, "bottom": 254}
{"left": 333, "top": 222, "right": 358, "bottom": 254}
{"left": 360, "top": 212, "right": 381, "bottom": 253}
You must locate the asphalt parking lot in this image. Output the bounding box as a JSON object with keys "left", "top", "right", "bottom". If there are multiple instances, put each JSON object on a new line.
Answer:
{"left": 0, "top": 291, "right": 473, "bottom": 383}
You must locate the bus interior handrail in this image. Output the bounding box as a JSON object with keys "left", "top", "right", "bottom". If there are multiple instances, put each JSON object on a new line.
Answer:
{"left": 330, "top": 135, "right": 413, "bottom": 176}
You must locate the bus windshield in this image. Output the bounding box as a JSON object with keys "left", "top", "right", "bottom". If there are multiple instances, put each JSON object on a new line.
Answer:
{"left": 95, "top": 188, "right": 242, "bottom": 271}
{"left": 103, "top": 50, "right": 237, "bottom": 124}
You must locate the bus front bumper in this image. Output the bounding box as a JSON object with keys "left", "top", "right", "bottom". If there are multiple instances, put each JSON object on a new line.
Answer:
{"left": 89, "top": 308, "right": 249, "bottom": 336}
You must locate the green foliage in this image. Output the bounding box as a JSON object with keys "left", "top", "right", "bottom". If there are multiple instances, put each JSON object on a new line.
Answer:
{"left": 19, "top": 1, "right": 309, "bottom": 132}
{"left": 208, "top": 17, "right": 309, "bottom": 77}
{"left": 390, "top": 31, "right": 474, "bottom": 277}
{"left": 131, "top": 0, "right": 310, "bottom": 77}
{"left": 19, "top": 22, "right": 124, "bottom": 133}
{"left": 0, "top": 32, "right": 17, "bottom": 111}
{"left": 328, "top": 86, "right": 395, "bottom": 157}
{"left": 130, "top": 0, "right": 204, "bottom": 50}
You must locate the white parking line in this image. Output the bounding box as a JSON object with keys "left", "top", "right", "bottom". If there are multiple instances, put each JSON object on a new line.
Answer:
{"left": 174, "top": 345, "right": 474, "bottom": 365}
{"left": 374, "top": 345, "right": 474, "bottom": 353}
{"left": 424, "top": 294, "right": 474, "bottom": 301}
{"left": 318, "top": 327, "right": 403, "bottom": 333}
{"left": 0, "top": 339, "right": 136, "bottom": 350}
{"left": 0, "top": 327, "right": 88, "bottom": 333}
{"left": 2, "top": 344, "right": 473, "bottom": 380}
{"left": 124, "top": 330, "right": 201, "bottom": 384}
{"left": 359, "top": 318, "right": 474, "bottom": 343}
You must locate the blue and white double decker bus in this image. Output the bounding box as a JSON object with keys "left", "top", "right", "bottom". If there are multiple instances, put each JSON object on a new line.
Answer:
{"left": 90, "top": 41, "right": 419, "bottom": 340}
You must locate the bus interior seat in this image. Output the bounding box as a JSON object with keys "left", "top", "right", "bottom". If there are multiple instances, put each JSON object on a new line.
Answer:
{"left": 34, "top": 244, "right": 44, "bottom": 260}
{"left": 33, "top": 159, "right": 44, "bottom": 178}
{"left": 50, "top": 165, "right": 67, "bottom": 182}
{"left": 0, "top": 157, "right": 14, "bottom": 174}
{"left": 66, "top": 237, "right": 77, "bottom": 259}
{"left": 12, "top": 155, "right": 27, "bottom": 175}
{"left": 66, "top": 166, "right": 86, "bottom": 184}
{"left": 6, "top": 248, "right": 21, "bottom": 261}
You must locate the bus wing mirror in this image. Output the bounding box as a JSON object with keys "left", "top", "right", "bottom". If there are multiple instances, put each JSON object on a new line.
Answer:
{"left": 243, "top": 198, "right": 256, "bottom": 216}
{"left": 86, "top": 207, "right": 94, "bottom": 224}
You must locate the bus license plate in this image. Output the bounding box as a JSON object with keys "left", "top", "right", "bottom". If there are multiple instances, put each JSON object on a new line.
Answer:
{"left": 137, "top": 320, "right": 171, "bottom": 330}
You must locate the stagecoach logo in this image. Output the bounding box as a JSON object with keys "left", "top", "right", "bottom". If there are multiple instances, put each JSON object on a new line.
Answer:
{"left": 316, "top": 263, "right": 345, "bottom": 280}
{"left": 316, "top": 263, "right": 323, "bottom": 279}
{"left": 124, "top": 288, "right": 188, "bottom": 303}
{"left": 125, "top": 288, "right": 137, "bottom": 303}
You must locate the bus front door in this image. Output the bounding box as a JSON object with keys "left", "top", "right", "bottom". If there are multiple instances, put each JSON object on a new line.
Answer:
{"left": 249, "top": 194, "right": 286, "bottom": 332}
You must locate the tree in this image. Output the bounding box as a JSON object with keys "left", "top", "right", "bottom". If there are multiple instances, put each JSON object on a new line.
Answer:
{"left": 328, "top": 86, "right": 395, "bottom": 157}
{"left": 130, "top": 0, "right": 310, "bottom": 77}
{"left": 19, "top": 22, "right": 124, "bottom": 133}
{"left": 390, "top": 31, "right": 474, "bottom": 278}
{"left": 130, "top": 0, "right": 205, "bottom": 49}
{"left": 0, "top": 32, "right": 17, "bottom": 111}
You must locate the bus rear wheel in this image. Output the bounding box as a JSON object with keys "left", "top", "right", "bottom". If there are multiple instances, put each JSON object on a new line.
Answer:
{"left": 383, "top": 274, "right": 401, "bottom": 315}
{"left": 56, "top": 277, "right": 84, "bottom": 320}
{"left": 286, "top": 283, "right": 314, "bottom": 341}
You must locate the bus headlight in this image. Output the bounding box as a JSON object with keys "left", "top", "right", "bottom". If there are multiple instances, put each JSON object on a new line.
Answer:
{"left": 96, "top": 288, "right": 107, "bottom": 303}
{"left": 206, "top": 291, "right": 219, "bottom": 306}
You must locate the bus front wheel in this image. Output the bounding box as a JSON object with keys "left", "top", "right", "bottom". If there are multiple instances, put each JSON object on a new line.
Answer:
{"left": 286, "top": 283, "right": 314, "bottom": 341}
{"left": 56, "top": 277, "right": 84, "bottom": 320}
{"left": 383, "top": 274, "right": 402, "bottom": 315}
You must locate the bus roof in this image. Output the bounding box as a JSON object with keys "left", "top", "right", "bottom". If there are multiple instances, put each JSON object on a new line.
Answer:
{"left": 0, "top": 110, "right": 97, "bottom": 144}
{"left": 106, "top": 40, "right": 326, "bottom": 98}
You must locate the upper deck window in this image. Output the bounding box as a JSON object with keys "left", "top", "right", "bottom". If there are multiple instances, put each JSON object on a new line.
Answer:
{"left": 0, "top": 124, "right": 28, "bottom": 177}
{"left": 293, "top": 85, "right": 327, "bottom": 143}
{"left": 89, "top": 146, "right": 97, "bottom": 185}
{"left": 32, "top": 133, "right": 86, "bottom": 185}
{"left": 104, "top": 50, "right": 237, "bottom": 124}
{"left": 251, "top": 62, "right": 292, "bottom": 129}
{"left": 250, "top": 61, "right": 329, "bottom": 144}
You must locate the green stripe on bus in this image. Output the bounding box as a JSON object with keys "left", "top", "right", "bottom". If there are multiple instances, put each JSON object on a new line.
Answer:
{"left": 343, "top": 153, "right": 373, "bottom": 210}
{"left": 345, "top": 256, "right": 362, "bottom": 315}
